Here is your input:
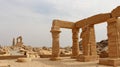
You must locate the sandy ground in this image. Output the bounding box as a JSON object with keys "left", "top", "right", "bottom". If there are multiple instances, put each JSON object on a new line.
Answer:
{"left": 0, "top": 57, "right": 115, "bottom": 67}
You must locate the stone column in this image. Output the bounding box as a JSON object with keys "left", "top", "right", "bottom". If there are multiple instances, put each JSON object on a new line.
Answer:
{"left": 99, "top": 18, "right": 120, "bottom": 66}
{"left": 89, "top": 25, "right": 97, "bottom": 56}
{"left": 16, "top": 38, "right": 18, "bottom": 43}
{"left": 50, "top": 26, "right": 61, "bottom": 61}
{"left": 71, "top": 27, "right": 80, "bottom": 58}
{"left": 12, "top": 38, "right": 15, "bottom": 46}
{"left": 107, "top": 18, "right": 120, "bottom": 58}
{"left": 81, "top": 25, "right": 90, "bottom": 56}
{"left": 77, "top": 25, "right": 98, "bottom": 62}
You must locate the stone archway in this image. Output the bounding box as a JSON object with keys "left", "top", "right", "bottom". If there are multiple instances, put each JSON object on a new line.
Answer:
{"left": 50, "top": 20, "right": 80, "bottom": 60}
{"left": 75, "top": 6, "right": 120, "bottom": 66}
{"left": 75, "top": 13, "right": 111, "bottom": 62}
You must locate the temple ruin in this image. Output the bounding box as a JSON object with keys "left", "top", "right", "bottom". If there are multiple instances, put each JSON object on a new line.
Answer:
{"left": 50, "top": 6, "right": 120, "bottom": 66}
{"left": 12, "top": 36, "right": 23, "bottom": 47}
{"left": 50, "top": 20, "right": 79, "bottom": 60}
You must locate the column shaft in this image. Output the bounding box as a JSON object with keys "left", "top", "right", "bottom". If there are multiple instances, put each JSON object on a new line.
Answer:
{"left": 81, "top": 25, "right": 97, "bottom": 56}
{"left": 77, "top": 25, "right": 98, "bottom": 62}
{"left": 107, "top": 18, "right": 120, "bottom": 58}
{"left": 50, "top": 26, "right": 61, "bottom": 60}
{"left": 99, "top": 18, "right": 120, "bottom": 66}
{"left": 71, "top": 27, "right": 79, "bottom": 58}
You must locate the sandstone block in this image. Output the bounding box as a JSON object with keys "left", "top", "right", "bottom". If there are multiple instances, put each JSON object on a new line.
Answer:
{"left": 52, "top": 20, "right": 74, "bottom": 29}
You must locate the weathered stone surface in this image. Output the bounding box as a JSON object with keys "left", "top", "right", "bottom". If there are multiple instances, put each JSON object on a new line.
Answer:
{"left": 81, "top": 25, "right": 97, "bottom": 56}
{"left": 71, "top": 26, "right": 80, "bottom": 58}
{"left": 52, "top": 20, "right": 74, "bottom": 29}
{"left": 50, "top": 30, "right": 61, "bottom": 60}
{"left": 77, "top": 55, "right": 99, "bottom": 62}
{"left": 51, "top": 26, "right": 60, "bottom": 31}
{"left": 99, "top": 58, "right": 120, "bottom": 66}
{"left": 107, "top": 18, "right": 120, "bottom": 58}
{"left": 76, "top": 13, "right": 111, "bottom": 28}
{"left": 75, "top": 19, "right": 87, "bottom": 28}
{"left": 77, "top": 25, "right": 98, "bottom": 61}
{"left": 0, "top": 55, "right": 26, "bottom": 60}
{"left": 99, "top": 18, "right": 120, "bottom": 66}
{"left": 15, "top": 36, "right": 23, "bottom": 47}
{"left": 117, "top": 18, "right": 120, "bottom": 33}
{"left": 88, "top": 13, "right": 111, "bottom": 25}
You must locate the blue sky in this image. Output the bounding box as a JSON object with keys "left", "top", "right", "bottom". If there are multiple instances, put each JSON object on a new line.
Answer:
{"left": 0, "top": 0, "right": 119, "bottom": 47}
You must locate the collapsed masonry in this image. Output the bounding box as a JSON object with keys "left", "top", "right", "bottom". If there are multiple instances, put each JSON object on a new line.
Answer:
{"left": 50, "top": 6, "right": 120, "bottom": 66}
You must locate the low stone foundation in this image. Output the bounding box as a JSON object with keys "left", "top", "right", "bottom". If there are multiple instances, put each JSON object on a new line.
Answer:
{"left": 0, "top": 55, "right": 27, "bottom": 60}
{"left": 40, "top": 55, "right": 51, "bottom": 58}
{"left": 77, "top": 55, "right": 99, "bottom": 62}
{"left": 99, "top": 58, "right": 120, "bottom": 66}
{"left": 50, "top": 57, "right": 61, "bottom": 61}
{"left": 40, "top": 54, "right": 71, "bottom": 58}
{"left": 71, "top": 56, "right": 78, "bottom": 59}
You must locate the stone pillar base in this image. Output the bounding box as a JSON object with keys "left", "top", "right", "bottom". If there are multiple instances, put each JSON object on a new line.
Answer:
{"left": 99, "top": 58, "right": 120, "bottom": 66}
{"left": 50, "top": 57, "right": 61, "bottom": 61}
{"left": 71, "top": 55, "right": 78, "bottom": 59}
{"left": 77, "top": 55, "right": 99, "bottom": 62}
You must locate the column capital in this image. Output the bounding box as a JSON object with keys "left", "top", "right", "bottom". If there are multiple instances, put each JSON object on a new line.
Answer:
{"left": 50, "top": 30, "right": 61, "bottom": 33}
{"left": 50, "top": 26, "right": 61, "bottom": 33}
{"left": 72, "top": 27, "right": 79, "bottom": 33}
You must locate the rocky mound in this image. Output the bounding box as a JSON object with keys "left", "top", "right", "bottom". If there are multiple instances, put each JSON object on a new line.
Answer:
{"left": 96, "top": 40, "right": 108, "bottom": 58}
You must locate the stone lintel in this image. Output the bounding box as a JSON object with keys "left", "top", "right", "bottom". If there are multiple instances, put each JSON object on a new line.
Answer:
{"left": 52, "top": 20, "right": 74, "bottom": 29}
{"left": 50, "top": 30, "right": 61, "bottom": 33}
{"left": 76, "top": 13, "right": 111, "bottom": 28}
